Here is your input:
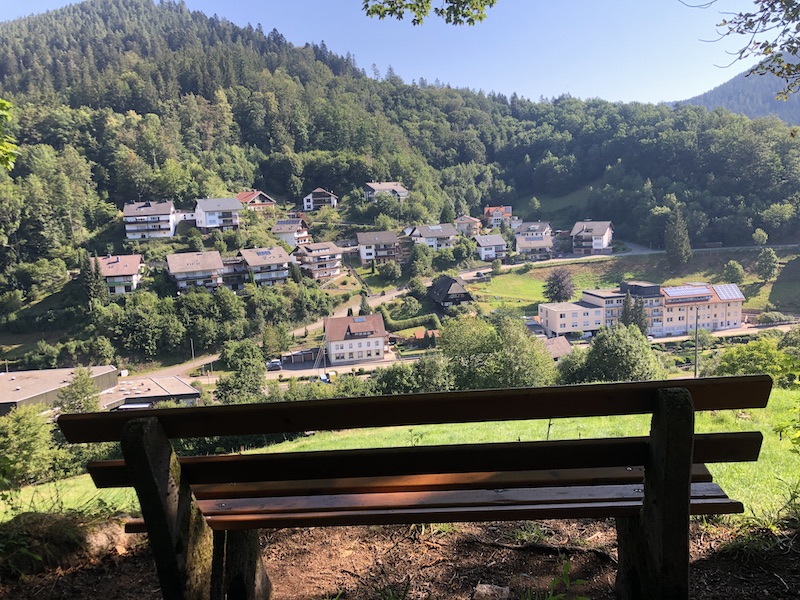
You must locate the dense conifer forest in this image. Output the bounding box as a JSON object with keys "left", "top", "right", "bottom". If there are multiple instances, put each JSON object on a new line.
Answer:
{"left": 1, "top": 0, "right": 799, "bottom": 277}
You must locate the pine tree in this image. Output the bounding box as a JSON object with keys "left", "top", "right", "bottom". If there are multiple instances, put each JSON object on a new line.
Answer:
{"left": 664, "top": 207, "right": 692, "bottom": 267}
{"left": 620, "top": 292, "right": 633, "bottom": 326}
{"left": 756, "top": 248, "right": 779, "bottom": 281}
{"left": 632, "top": 297, "right": 648, "bottom": 335}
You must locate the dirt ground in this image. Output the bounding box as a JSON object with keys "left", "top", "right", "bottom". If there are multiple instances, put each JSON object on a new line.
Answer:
{"left": 1, "top": 518, "right": 798, "bottom": 599}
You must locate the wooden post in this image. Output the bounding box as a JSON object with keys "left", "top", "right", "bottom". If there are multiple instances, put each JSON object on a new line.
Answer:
{"left": 121, "top": 417, "right": 215, "bottom": 599}
{"left": 615, "top": 387, "right": 694, "bottom": 600}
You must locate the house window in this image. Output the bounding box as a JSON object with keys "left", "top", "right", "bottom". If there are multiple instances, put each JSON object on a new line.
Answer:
{"left": 358, "top": 351, "right": 363, "bottom": 359}
{"left": 348, "top": 353, "right": 354, "bottom": 359}
{"left": 560, "top": 324, "right": 566, "bottom": 329}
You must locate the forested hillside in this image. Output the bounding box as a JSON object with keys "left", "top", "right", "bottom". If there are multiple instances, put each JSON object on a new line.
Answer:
{"left": 681, "top": 66, "right": 800, "bottom": 125}
{"left": 1, "top": 0, "right": 800, "bottom": 277}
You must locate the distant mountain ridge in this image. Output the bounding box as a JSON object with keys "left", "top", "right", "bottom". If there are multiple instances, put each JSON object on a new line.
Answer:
{"left": 679, "top": 66, "right": 800, "bottom": 125}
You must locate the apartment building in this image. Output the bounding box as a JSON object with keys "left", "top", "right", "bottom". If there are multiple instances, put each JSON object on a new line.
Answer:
{"left": 237, "top": 247, "right": 291, "bottom": 287}
{"left": 123, "top": 201, "right": 177, "bottom": 239}
{"left": 515, "top": 222, "right": 553, "bottom": 259}
{"left": 356, "top": 231, "right": 400, "bottom": 265}
{"left": 473, "top": 234, "right": 508, "bottom": 261}
{"left": 661, "top": 283, "right": 744, "bottom": 335}
{"left": 538, "top": 301, "right": 604, "bottom": 338}
{"left": 407, "top": 223, "right": 458, "bottom": 251}
{"left": 271, "top": 219, "right": 312, "bottom": 247}
{"left": 293, "top": 242, "right": 343, "bottom": 280}
{"left": 195, "top": 198, "right": 243, "bottom": 232}
{"left": 166, "top": 251, "right": 224, "bottom": 290}
{"left": 570, "top": 221, "right": 614, "bottom": 255}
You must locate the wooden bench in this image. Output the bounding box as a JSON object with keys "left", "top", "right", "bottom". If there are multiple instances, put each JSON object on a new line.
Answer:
{"left": 57, "top": 375, "right": 772, "bottom": 600}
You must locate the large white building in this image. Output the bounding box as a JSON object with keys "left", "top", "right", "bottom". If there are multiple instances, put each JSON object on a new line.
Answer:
{"left": 324, "top": 314, "right": 388, "bottom": 365}
{"left": 293, "top": 242, "right": 343, "bottom": 280}
{"left": 539, "top": 281, "right": 744, "bottom": 338}
{"left": 123, "top": 201, "right": 177, "bottom": 239}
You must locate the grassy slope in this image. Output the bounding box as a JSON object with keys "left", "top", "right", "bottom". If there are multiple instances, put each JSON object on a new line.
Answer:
{"left": 469, "top": 250, "right": 800, "bottom": 314}
{"left": 10, "top": 387, "right": 794, "bottom": 522}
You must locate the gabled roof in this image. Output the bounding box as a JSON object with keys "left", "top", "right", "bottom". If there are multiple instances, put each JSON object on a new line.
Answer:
{"left": 455, "top": 214, "right": 481, "bottom": 224}
{"left": 293, "top": 242, "right": 342, "bottom": 256}
{"left": 308, "top": 187, "right": 339, "bottom": 199}
{"left": 356, "top": 231, "right": 399, "bottom": 245}
{"left": 236, "top": 190, "right": 276, "bottom": 205}
{"left": 570, "top": 221, "right": 613, "bottom": 237}
{"left": 95, "top": 254, "right": 142, "bottom": 278}
{"left": 238, "top": 247, "right": 290, "bottom": 267}
{"left": 364, "top": 181, "right": 408, "bottom": 194}
{"left": 122, "top": 200, "right": 175, "bottom": 217}
{"left": 516, "top": 222, "right": 552, "bottom": 235}
{"left": 544, "top": 336, "right": 573, "bottom": 360}
{"left": 196, "top": 197, "right": 244, "bottom": 212}
{"left": 271, "top": 219, "right": 309, "bottom": 234}
{"left": 483, "top": 205, "right": 512, "bottom": 216}
{"left": 166, "top": 251, "right": 224, "bottom": 273}
{"left": 410, "top": 223, "right": 458, "bottom": 238}
{"left": 473, "top": 234, "right": 507, "bottom": 248}
{"left": 324, "top": 314, "right": 388, "bottom": 342}
{"left": 428, "top": 275, "right": 473, "bottom": 304}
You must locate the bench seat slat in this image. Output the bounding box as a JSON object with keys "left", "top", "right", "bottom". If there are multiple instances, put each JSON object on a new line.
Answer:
{"left": 190, "top": 465, "right": 712, "bottom": 499}
{"left": 197, "top": 482, "right": 731, "bottom": 516}
{"left": 58, "top": 375, "right": 773, "bottom": 443}
{"left": 122, "top": 482, "right": 742, "bottom": 533}
{"left": 87, "top": 432, "right": 761, "bottom": 488}
{"left": 202, "top": 498, "right": 744, "bottom": 531}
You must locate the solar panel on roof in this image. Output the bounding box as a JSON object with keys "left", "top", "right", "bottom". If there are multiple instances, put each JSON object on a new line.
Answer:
{"left": 353, "top": 316, "right": 366, "bottom": 322}
{"left": 664, "top": 285, "right": 711, "bottom": 298}
{"left": 256, "top": 250, "right": 272, "bottom": 256}
{"left": 713, "top": 284, "right": 745, "bottom": 301}
{"left": 429, "top": 225, "right": 442, "bottom": 231}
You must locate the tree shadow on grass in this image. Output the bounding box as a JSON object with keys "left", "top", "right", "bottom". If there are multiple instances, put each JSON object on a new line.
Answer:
{"left": 769, "top": 257, "right": 800, "bottom": 311}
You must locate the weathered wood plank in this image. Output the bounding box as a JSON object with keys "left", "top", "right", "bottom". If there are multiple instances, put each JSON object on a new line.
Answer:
{"left": 58, "top": 375, "right": 772, "bottom": 443}
{"left": 87, "top": 432, "right": 761, "bottom": 488}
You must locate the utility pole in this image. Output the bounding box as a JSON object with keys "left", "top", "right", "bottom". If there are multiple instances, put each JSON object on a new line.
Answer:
{"left": 694, "top": 306, "right": 700, "bottom": 378}
{"left": 190, "top": 338, "right": 195, "bottom": 363}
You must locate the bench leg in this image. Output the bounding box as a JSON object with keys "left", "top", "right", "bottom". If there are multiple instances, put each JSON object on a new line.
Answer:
{"left": 615, "top": 387, "right": 694, "bottom": 600}
{"left": 212, "top": 530, "right": 272, "bottom": 600}
{"left": 121, "top": 417, "right": 271, "bottom": 600}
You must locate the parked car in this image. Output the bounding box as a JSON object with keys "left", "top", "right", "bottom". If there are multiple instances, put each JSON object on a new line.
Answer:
{"left": 266, "top": 359, "right": 282, "bottom": 371}
{"left": 475, "top": 271, "right": 484, "bottom": 278}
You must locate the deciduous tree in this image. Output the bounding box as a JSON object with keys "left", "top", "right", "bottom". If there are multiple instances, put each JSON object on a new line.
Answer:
{"left": 543, "top": 267, "right": 574, "bottom": 303}
{"left": 756, "top": 247, "right": 780, "bottom": 282}
{"left": 56, "top": 366, "right": 100, "bottom": 414}
{"left": 723, "top": 260, "right": 745, "bottom": 284}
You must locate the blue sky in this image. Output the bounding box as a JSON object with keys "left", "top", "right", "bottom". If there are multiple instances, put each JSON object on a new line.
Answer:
{"left": 3, "top": 0, "right": 765, "bottom": 103}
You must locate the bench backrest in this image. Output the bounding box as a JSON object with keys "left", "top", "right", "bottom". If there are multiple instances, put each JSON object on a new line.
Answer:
{"left": 58, "top": 375, "right": 772, "bottom": 444}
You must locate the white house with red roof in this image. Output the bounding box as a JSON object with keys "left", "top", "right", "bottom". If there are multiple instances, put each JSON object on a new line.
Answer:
{"left": 236, "top": 190, "right": 276, "bottom": 212}
{"left": 324, "top": 314, "right": 388, "bottom": 365}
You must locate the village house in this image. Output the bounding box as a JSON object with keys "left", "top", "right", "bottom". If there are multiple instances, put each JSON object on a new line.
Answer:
{"left": 473, "top": 234, "right": 508, "bottom": 261}
{"left": 515, "top": 222, "right": 554, "bottom": 259}
{"left": 271, "top": 218, "right": 312, "bottom": 247}
{"left": 324, "top": 314, "right": 388, "bottom": 366}
{"left": 356, "top": 231, "right": 401, "bottom": 265}
{"left": 166, "top": 251, "right": 224, "bottom": 290}
{"left": 570, "top": 220, "right": 614, "bottom": 255}
{"left": 123, "top": 200, "right": 178, "bottom": 239}
{"left": 302, "top": 188, "right": 338, "bottom": 211}
{"left": 454, "top": 214, "right": 482, "bottom": 237}
{"left": 293, "top": 241, "right": 343, "bottom": 280}
{"left": 407, "top": 223, "right": 458, "bottom": 251}
{"left": 482, "top": 205, "right": 518, "bottom": 228}
{"left": 195, "top": 198, "right": 243, "bottom": 232}
{"left": 428, "top": 275, "right": 473, "bottom": 308}
{"left": 363, "top": 181, "right": 409, "bottom": 203}
{"left": 95, "top": 254, "right": 144, "bottom": 295}
{"left": 236, "top": 190, "right": 276, "bottom": 212}
{"left": 237, "top": 247, "right": 291, "bottom": 287}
